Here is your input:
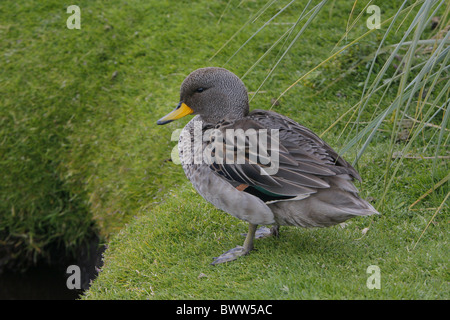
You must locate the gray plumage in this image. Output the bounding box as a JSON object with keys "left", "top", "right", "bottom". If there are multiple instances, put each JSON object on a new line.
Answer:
{"left": 158, "top": 67, "right": 379, "bottom": 264}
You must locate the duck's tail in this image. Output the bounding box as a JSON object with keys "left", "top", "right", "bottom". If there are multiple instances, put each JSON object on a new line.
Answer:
{"left": 269, "top": 174, "right": 380, "bottom": 228}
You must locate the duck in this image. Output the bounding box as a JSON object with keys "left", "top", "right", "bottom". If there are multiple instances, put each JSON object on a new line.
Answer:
{"left": 157, "top": 67, "right": 379, "bottom": 265}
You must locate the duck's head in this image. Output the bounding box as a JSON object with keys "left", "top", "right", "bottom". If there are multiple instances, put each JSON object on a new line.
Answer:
{"left": 157, "top": 67, "right": 249, "bottom": 125}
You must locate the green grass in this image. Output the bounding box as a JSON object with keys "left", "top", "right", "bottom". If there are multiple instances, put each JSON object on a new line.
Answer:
{"left": 83, "top": 181, "right": 448, "bottom": 299}
{"left": 1, "top": 0, "right": 448, "bottom": 298}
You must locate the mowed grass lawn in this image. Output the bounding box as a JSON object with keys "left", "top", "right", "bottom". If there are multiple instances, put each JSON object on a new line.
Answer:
{"left": 1, "top": 0, "right": 448, "bottom": 299}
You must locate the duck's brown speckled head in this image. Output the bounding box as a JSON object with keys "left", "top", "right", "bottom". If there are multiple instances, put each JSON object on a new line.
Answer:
{"left": 157, "top": 67, "right": 249, "bottom": 125}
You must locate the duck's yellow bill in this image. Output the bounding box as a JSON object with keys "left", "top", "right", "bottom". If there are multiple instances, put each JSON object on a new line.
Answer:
{"left": 157, "top": 102, "right": 193, "bottom": 125}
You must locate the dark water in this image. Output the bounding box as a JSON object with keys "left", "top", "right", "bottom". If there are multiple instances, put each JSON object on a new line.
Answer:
{"left": 0, "top": 235, "right": 105, "bottom": 300}
{"left": 0, "top": 265, "right": 82, "bottom": 300}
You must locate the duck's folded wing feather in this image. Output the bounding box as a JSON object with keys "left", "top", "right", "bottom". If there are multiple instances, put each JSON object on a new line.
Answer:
{"left": 249, "top": 109, "right": 361, "bottom": 180}
{"left": 205, "top": 110, "right": 360, "bottom": 201}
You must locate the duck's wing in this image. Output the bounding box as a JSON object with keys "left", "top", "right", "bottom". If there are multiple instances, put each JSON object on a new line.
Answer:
{"left": 249, "top": 109, "right": 361, "bottom": 180}
{"left": 204, "top": 110, "right": 360, "bottom": 202}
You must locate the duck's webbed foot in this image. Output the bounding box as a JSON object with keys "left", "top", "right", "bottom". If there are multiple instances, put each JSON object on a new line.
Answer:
{"left": 210, "top": 245, "right": 250, "bottom": 265}
{"left": 211, "top": 223, "right": 257, "bottom": 266}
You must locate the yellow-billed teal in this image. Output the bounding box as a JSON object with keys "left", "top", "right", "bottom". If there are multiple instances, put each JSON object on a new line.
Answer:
{"left": 157, "top": 67, "right": 379, "bottom": 265}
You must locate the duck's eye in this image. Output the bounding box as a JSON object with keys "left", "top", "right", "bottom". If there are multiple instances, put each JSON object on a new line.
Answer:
{"left": 196, "top": 87, "right": 205, "bottom": 93}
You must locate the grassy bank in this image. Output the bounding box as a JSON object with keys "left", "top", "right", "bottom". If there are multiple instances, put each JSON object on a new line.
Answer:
{"left": 1, "top": 0, "right": 447, "bottom": 298}
{"left": 84, "top": 0, "right": 447, "bottom": 299}
{"left": 83, "top": 178, "right": 448, "bottom": 299}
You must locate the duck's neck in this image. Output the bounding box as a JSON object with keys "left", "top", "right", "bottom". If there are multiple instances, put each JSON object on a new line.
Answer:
{"left": 201, "top": 103, "right": 249, "bottom": 125}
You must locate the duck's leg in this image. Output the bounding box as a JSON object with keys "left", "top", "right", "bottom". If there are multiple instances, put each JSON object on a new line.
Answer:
{"left": 270, "top": 225, "right": 280, "bottom": 237}
{"left": 243, "top": 224, "right": 280, "bottom": 239}
{"left": 211, "top": 223, "right": 257, "bottom": 265}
